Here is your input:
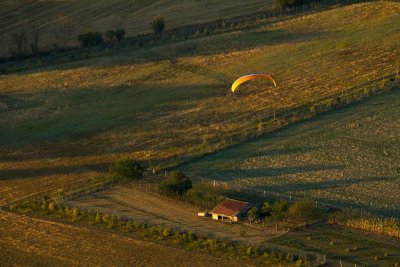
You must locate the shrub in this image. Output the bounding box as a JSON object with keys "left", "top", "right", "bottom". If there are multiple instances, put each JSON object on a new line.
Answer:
{"left": 95, "top": 212, "right": 101, "bottom": 223}
{"left": 183, "top": 187, "right": 224, "bottom": 208}
{"left": 48, "top": 201, "right": 55, "bottom": 212}
{"left": 275, "top": 0, "right": 312, "bottom": 9}
{"left": 109, "top": 159, "right": 145, "bottom": 181}
{"left": 105, "top": 30, "right": 115, "bottom": 42}
{"left": 78, "top": 32, "right": 103, "bottom": 47}
{"left": 159, "top": 171, "right": 192, "bottom": 196}
{"left": 72, "top": 208, "right": 79, "bottom": 221}
{"left": 271, "top": 200, "right": 289, "bottom": 219}
{"left": 288, "top": 199, "right": 321, "bottom": 224}
{"left": 151, "top": 15, "right": 165, "bottom": 35}
{"left": 114, "top": 29, "right": 125, "bottom": 42}
{"left": 247, "top": 207, "right": 260, "bottom": 223}
{"left": 105, "top": 29, "right": 125, "bottom": 42}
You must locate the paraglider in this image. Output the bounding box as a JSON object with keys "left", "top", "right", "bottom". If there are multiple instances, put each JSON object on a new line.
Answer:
{"left": 231, "top": 73, "right": 277, "bottom": 93}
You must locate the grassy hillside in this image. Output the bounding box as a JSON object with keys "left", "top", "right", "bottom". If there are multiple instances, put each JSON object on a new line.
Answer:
{"left": 182, "top": 87, "right": 400, "bottom": 217}
{"left": 0, "top": 0, "right": 272, "bottom": 55}
{"left": 0, "top": 1, "right": 399, "bottom": 205}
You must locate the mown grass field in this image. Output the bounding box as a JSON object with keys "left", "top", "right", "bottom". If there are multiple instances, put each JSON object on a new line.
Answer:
{"left": 182, "top": 87, "right": 400, "bottom": 217}
{"left": 0, "top": 0, "right": 272, "bottom": 55}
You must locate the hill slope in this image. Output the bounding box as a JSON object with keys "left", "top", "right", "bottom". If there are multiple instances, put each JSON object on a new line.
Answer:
{"left": 182, "top": 86, "right": 400, "bottom": 217}
{"left": 0, "top": 1, "right": 399, "bottom": 205}
{"left": 0, "top": 0, "right": 271, "bottom": 55}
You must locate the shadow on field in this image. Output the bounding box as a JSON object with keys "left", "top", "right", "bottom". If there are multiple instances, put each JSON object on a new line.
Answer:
{"left": 2, "top": 28, "right": 331, "bottom": 76}
{"left": 207, "top": 163, "right": 345, "bottom": 179}
{"left": 0, "top": 82, "right": 235, "bottom": 149}
{"left": 262, "top": 175, "right": 395, "bottom": 192}
{"left": 0, "top": 162, "right": 108, "bottom": 180}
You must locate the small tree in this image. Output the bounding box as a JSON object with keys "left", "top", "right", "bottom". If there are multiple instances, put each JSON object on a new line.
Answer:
{"left": 114, "top": 29, "right": 125, "bottom": 42}
{"left": 159, "top": 171, "right": 192, "bottom": 196}
{"left": 247, "top": 207, "right": 260, "bottom": 223}
{"left": 151, "top": 15, "right": 165, "bottom": 35}
{"left": 105, "top": 30, "right": 115, "bottom": 42}
{"left": 288, "top": 199, "right": 321, "bottom": 225}
{"left": 109, "top": 159, "right": 145, "bottom": 181}
{"left": 262, "top": 201, "right": 273, "bottom": 217}
{"left": 271, "top": 199, "right": 289, "bottom": 219}
{"left": 275, "top": 0, "right": 295, "bottom": 9}
{"left": 78, "top": 32, "right": 104, "bottom": 47}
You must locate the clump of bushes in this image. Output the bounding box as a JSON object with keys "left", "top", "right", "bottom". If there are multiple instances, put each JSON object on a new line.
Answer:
{"left": 105, "top": 29, "right": 125, "bottom": 42}
{"left": 287, "top": 198, "right": 321, "bottom": 224}
{"left": 78, "top": 32, "right": 104, "bottom": 47}
{"left": 245, "top": 198, "right": 322, "bottom": 225}
{"left": 183, "top": 187, "right": 225, "bottom": 209}
{"left": 159, "top": 170, "right": 192, "bottom": 196}
{"left": 109, "top": 159, "right": 145, "bottom": 181}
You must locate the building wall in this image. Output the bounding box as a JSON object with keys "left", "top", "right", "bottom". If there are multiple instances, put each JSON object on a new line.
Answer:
{"left": 211, "top": 213, "right": 239, "bottom": 222}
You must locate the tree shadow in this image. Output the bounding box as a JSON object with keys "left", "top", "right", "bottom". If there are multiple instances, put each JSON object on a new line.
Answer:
{"left": 0, "top": 162, "right": 108, "bottom": 181}
{"left": 2, "top": 28, "right": 333, "bottom": 76}
{"left": 196, "top": 164, "right": 345, "bottom": 179}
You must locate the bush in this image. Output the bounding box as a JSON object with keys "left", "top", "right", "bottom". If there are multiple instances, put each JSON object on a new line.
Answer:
{"left": 78, "top": 32, "right": 104, "bottom": 47}
{"left": 114, "top": 29, "right": 125, "bottom": 42}
{"left": 105, "top": 29, "right": 125, "bottom": 42}
{"left": 247, "top": 207, "right": 261, "bottom": 223}
{"left": 105, "top": 30, "right": 115, "bottom": 42}
{"left": 109, "top": 159, "right": 145, "bottom": 181}
{"left": 159, "top": 171, "right": 192, "bottom": 196}
{"left": 275, "top": 0, "right": 312, "bottom": 9}
{"left": 262, "top": 199, "right": 289, "bottom": 219}
{"left": 151, "top": 15, "right": 165, "bottom": 35}
{"left": 288, "top": 199, "right": 321, "bottom": 224}
{"left": 183, "top": 187, "right": 224, "bottom": 208}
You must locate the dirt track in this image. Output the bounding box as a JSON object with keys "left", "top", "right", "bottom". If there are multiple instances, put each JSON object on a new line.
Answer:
{"left": 69, "top": 184, "right": 285, "bottom": 245}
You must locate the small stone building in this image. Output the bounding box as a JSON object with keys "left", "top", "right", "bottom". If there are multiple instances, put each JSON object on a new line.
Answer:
{"left": 210, "top": 198, "right": 250, "bottom": 222}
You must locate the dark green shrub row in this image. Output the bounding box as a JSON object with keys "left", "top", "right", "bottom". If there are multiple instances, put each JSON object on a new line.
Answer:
{"left": 246, "top": 198, "right": 322, "bottom": 224}
{"left": 105, "top": 29, "right": 125, "bottom": 42}
{"left": 159, "top": 171, "right": 192, "bottom": 196}
{"left": 78, "top": 32, "right": 104, "bottom": 47}
{"left": 108, "top": 159, "right": 145, "bottom": 182}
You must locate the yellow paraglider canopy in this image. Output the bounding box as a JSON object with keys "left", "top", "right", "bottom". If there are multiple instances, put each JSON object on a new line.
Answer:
{"left": 231, "top": 73, "right": 277, "bottom": 93}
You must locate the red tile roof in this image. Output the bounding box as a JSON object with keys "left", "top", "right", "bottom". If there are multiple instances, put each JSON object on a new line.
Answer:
{"left": 210, "top": 198, "right": 249, "bottom": 217}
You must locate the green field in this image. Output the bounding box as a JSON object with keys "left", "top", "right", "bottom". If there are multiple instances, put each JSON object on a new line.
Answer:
{"left": 182, "top": 88, "right": 400, "bottom": 217}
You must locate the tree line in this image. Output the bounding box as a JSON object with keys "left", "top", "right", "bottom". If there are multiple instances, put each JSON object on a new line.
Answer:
{"left": 4, "top": 15, "right": 166, "bottom": 59}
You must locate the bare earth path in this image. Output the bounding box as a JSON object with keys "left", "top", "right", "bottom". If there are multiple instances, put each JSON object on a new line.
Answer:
{"left": 69, "top": 184, "right": 285, "bottom": 245}
{"left": 0, "top": 210, "right": 238, "bottom": 267}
